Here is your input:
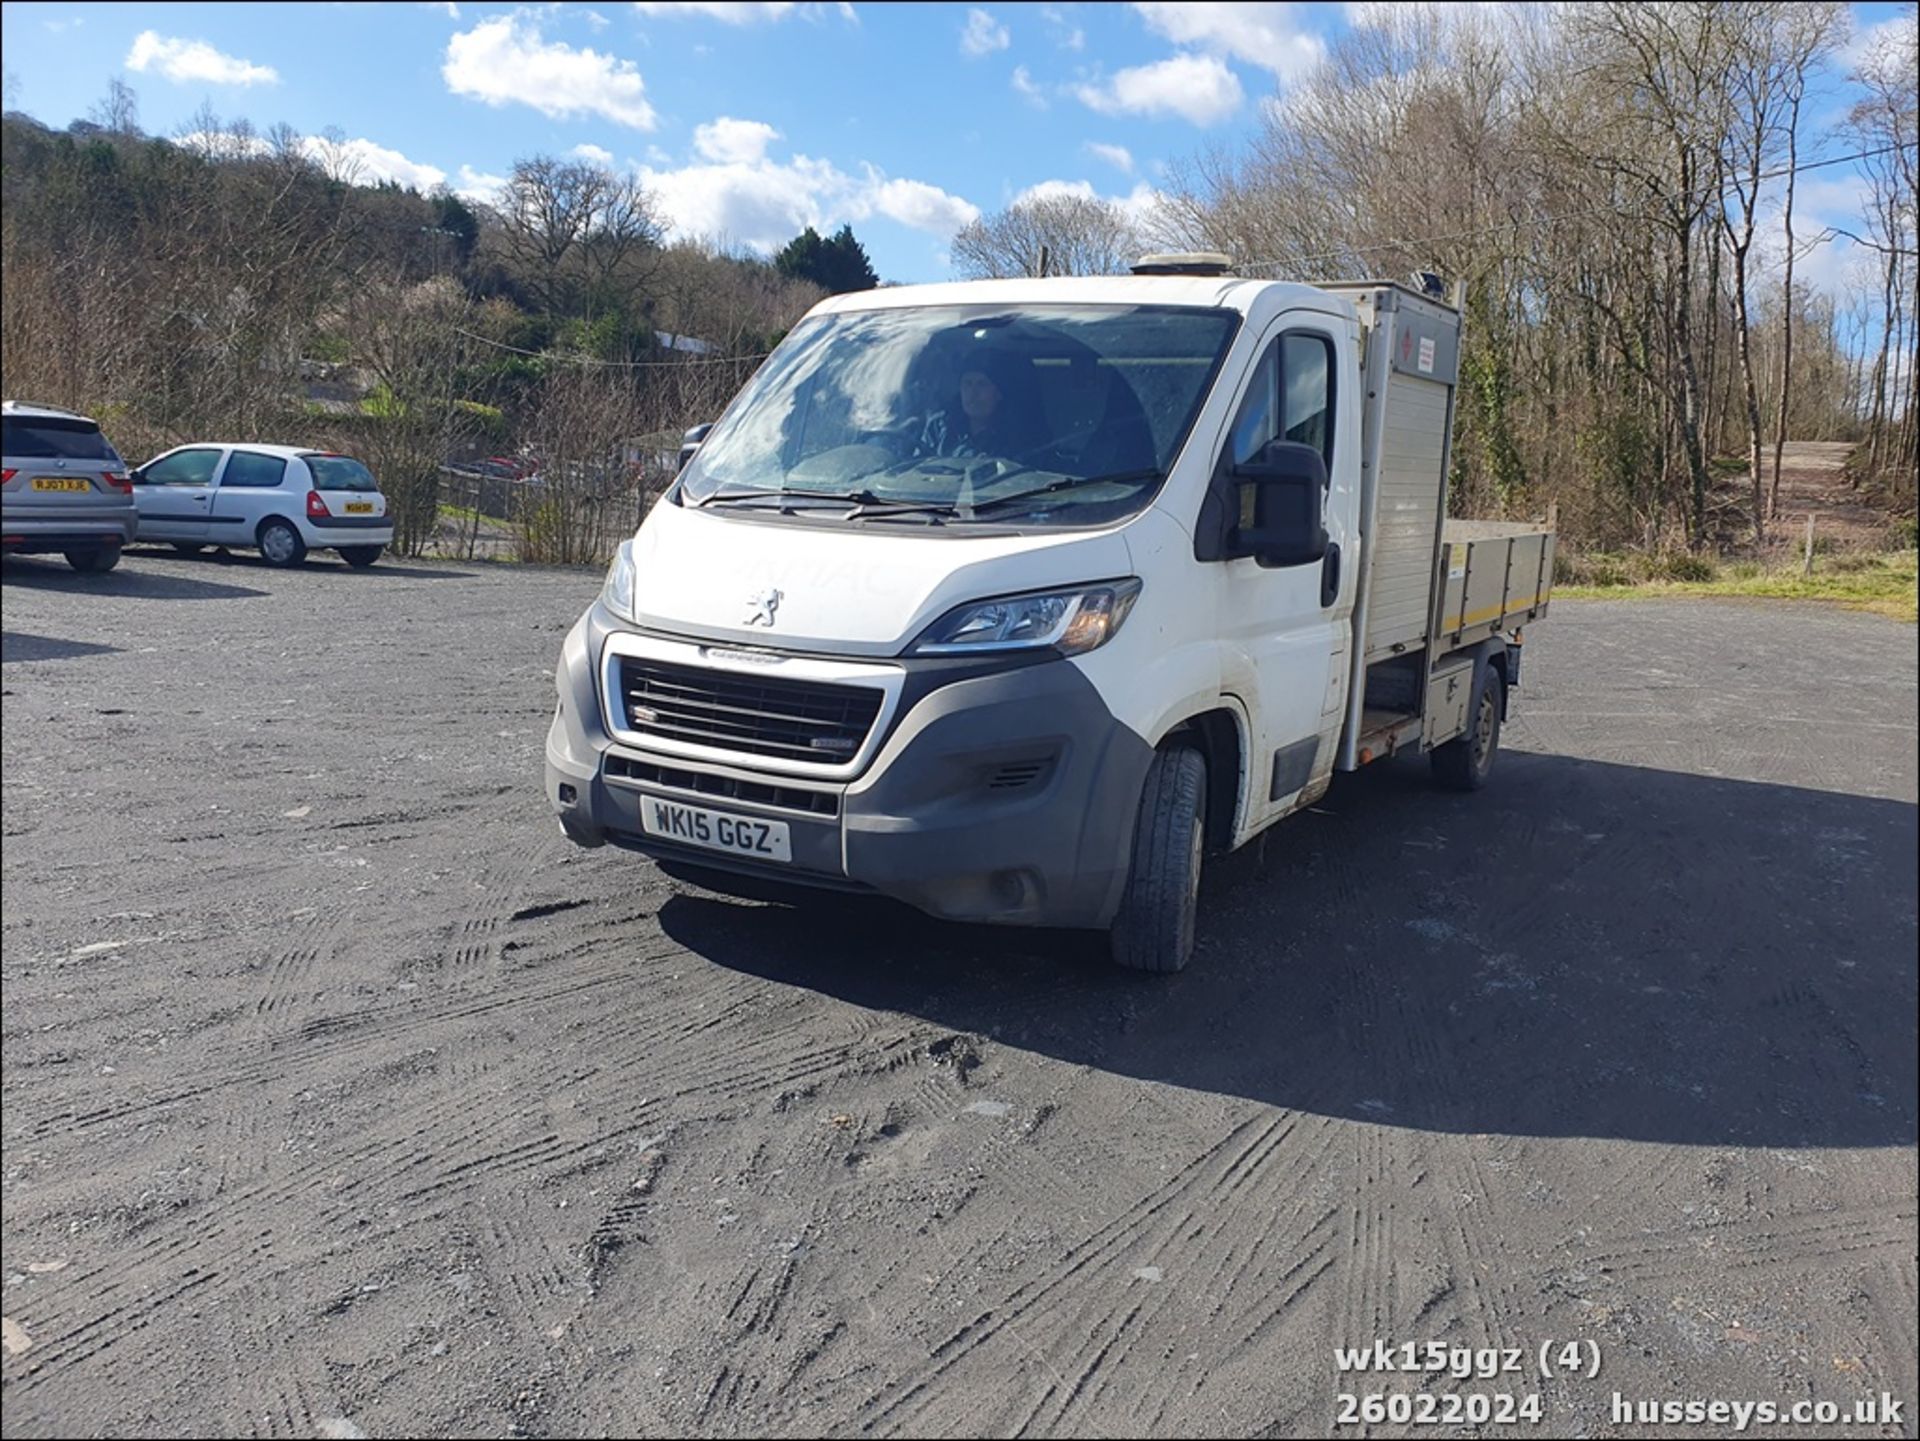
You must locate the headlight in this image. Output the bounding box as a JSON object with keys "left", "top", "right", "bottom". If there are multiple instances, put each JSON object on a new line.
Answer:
{"left": 601, "top": 539, "right": 637, "bottom": 621}
{"left": 910, "top": 579, "right": 1142, "bottom": 656}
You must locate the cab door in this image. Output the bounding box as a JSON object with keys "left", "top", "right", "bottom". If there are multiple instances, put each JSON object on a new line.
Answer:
{"left": 133, "top": 447, "right": 225, "bottom": 541}
{"left": 1210, "top": 314, "right": 1356, "bottom": 832}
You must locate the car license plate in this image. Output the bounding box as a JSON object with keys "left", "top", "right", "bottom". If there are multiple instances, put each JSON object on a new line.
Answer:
{"left": 32, "top": 477, "right": 91, "bottom": 492}
{"left": 639, "top": 797, "right": 791, "bottom": 863}
{"left": 344, "top": 501, "right": 374, "bottom": 514}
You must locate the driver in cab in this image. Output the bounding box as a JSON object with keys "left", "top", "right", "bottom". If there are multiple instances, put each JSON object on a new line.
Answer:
{"left": 918, "top": 351, "right": 1038, "bottom": 460}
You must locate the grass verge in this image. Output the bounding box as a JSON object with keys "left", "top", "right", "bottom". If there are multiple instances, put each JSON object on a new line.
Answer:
{"left": 1557, "top": 550, "right": 1917, "bottom": 621}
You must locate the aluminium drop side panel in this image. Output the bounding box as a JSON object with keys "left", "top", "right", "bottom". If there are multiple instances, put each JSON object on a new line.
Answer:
{"left": 1433, "top": 521, "right": 1557, "bottom": 650}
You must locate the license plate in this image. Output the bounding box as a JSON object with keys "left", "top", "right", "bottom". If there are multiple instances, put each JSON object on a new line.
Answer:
{"left": 344, "top": 501, "right": 374, "bottom": 514}
{"left": 32, "top": 477, "right": 91, "bottom": 492}
{"left": 639, "top": 797, "right": 791, "bottom": 863}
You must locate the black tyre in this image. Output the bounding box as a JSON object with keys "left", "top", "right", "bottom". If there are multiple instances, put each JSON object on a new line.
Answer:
{"left": 258, "top": 518, "right": 307, "bottom": 568}
{"left": 64, "top": 545, "right": 122, "bottom": 574}
{"left": 339, "top": 545, "right": 383, "bottom": 569}
{"left": 1431, "top": 663, "right": 1503, "bottom": 792}
{"left": 1109, "top": 746, "right": 1207, "bottom": 974}
{"left": 172, "top": 542, "right": 207, "bottom": 555}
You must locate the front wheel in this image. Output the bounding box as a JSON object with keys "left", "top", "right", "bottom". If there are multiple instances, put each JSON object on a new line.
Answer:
{"left": 1431, "top": 664, "right": 1503, "bottom": 791}
{"left": 339, "top": 545, "right": 383, "bottom": 569}
{"left": 1109, "top": 746, "right": 1207, "bottom": 974}
{"left": 64, "top": 545, "right": 122, "bottom": 574}
{"left": 258, "top": 518, "right": 307, "bottom": 568}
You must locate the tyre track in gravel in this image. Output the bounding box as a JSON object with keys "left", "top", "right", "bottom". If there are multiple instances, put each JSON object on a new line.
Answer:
{"left": 853, "top": 1110, "right": 1346, "bottom": 1436}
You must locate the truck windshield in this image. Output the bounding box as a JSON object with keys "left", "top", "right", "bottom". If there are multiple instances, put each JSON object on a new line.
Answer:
{"left": 679, "top": 304, "right": 1239, "bottom": 528}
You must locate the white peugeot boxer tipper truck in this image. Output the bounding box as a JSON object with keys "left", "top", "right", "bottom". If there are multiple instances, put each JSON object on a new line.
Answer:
{"left": 547, "top": 257, "right": 1553, "bottom": 972}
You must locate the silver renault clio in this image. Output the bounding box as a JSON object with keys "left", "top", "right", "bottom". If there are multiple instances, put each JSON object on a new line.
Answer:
{"left": 1, "top": 400, "right": 138, "bottom": 572}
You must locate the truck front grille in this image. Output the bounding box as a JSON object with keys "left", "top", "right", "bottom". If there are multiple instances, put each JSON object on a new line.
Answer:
{"left": 614, "top": 656, "right": 884, "bottom": 765}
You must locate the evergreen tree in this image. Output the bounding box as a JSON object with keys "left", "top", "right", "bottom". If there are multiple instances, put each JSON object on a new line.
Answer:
{"left": 775, "top": 223, "right": 878, "bottom": 294}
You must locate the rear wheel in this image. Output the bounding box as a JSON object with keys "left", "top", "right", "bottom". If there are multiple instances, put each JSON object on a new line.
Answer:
{"left": 172, "top": 542, "right": 207, "bottom": 555}
{"left": 339, "top": 545, "right": 383, "bottom": 569}
{"left": 258, "top": 518, "right": 307, "bottom": 568}
{"left": 1109, "top": 746, "right": 1207, "bottom": 974}
{"left": 1431, "top": 664, "right": 1503, "bottom": 792}
{"left": 64, "top": 545, "right": 122, "bottom": 574}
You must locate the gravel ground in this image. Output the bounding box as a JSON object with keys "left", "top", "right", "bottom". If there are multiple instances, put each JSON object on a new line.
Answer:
{"left": 2, "top": 547, "right": 1915, "bottom": 1439}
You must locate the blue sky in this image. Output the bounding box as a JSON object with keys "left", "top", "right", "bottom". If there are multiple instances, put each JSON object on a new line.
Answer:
{"left": 0, "top": 1, "right": 1909, "bottom": 289}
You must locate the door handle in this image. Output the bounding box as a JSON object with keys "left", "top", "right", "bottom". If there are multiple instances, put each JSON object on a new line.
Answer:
{"left": 1320, "top": 542, "right": 1341, "bottom": 608}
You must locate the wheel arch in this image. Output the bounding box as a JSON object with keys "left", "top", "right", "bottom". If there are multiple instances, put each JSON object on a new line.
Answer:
{"left": 1155, "top": 704, "right": 1245, "bottom": 853}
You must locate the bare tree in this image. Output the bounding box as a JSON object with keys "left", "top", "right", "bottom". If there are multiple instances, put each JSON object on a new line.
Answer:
{"left": 952, "top": 192, "right": 1141, "bottom": 278}
{"left": 341, "top": 276, "right": 482, "bottom": 555}
{"left": 1568, "top": 2, "right": 1741, "bottom": 547}
{"left": 1722, "top": 2, "right": 1788, "bottom": 542}
{"left": 1771, "top": 3, "right": 1844, "bottom": 518}
{"left": 579, "top": 171, "right": 665, "bottom": 321}
{"left": 1848, "top": 11, "right": 1919, "bottom": 489}
{"left": 494, "top": 156, "right": 611, "bottom": 321}
{"left": 86, "top": 77, "right": 139, "bottom": 137}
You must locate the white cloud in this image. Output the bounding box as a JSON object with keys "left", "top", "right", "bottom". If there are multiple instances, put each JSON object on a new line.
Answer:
{"left": 126, "top": 31, "right": 279, "bottom": 87}
{"left": 571, "top": 142, "right": 616, "bottom": 166}
{"left": 1014, "top": 177, "right": 1099, "bottom": 206}
{"left": 641, "top": 136, "right": 976, "bottom": 251}
{"left": 1038, "top": 5, "right": 1083, "bottom": 49}
{"left": 174, "top": 128, "right": 447, "bottom": 190}
{"left": 1086, "top": 141, "right": 1133, "bottom": 173}
{"left": 858, "top": 173, "right": 980, "bottom": 235}
{"left": 1842, "top": 9, "right": 1917, "bottom": 85}
{"left": 1012, "top": 177, "right": 1166, "bottom": 232}
{"left": 961, "top": 8, "right": 1010, "bottom": 57}
{"left": 444, "top": 13, "right": 656, "bottom": 129}
{"left": 421, "top": 1, "right": 460, "bottom": 17}
{"left": 176, "top": 129, "right": 275, "bottom": 161}
{"left": 693, "top": 116, "right": 781, "bottom": 164}
{"left": 42, "top": 16, "right": 84, "bottom": 33}
{"left": 631, "top": 2, "right": 804, "bottom": 22}
{"left": 641, "top": 155, "right": 839, "bottom": 251}
{"left": 583, "top": 8, "right": 611, "bottom": 29}
{"left": 454, "top": 164, "right": 509, "bottom": 205}
{"left": 1132, "top": 2, "right": 1325, "bottom": 83}
{"left": 306, "top": 135, "right": 448, "bottom": 190}
{"left": 1012, "top": 65, "right": 1047, "bottom": 106}
{"left": 1075, "top": 53, "right": 1243, "bottom": 126}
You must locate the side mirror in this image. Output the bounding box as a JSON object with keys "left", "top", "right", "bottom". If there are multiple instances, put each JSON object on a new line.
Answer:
{"left": 678, "top": 422, "right": 714, "bottom": 473}
{"left": 1228, "top": 440, "right": 1328, "bottom": 567}
{"left": 129, "top": 467, "right": 146, "bottom": 485}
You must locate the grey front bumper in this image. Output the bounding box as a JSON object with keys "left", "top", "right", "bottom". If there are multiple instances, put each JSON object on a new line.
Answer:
{"left": 545, "top": 606, "right": 1152, "bottom": 929}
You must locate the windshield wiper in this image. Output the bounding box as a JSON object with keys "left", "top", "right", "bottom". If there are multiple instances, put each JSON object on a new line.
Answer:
{"left": 697, "top": 486, "right": 868, "bottom": 513}
{"left": 695, "top": 486, "right": 793, "bottom": 510}
{"left": 963, "top": 467, "right": 1166, "bottom": 516}
{"left": 702, "top": 484, "right": 955, "bottom": 523}
{"left": 839, "top": 488, "right": 956, "bottom": 523}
